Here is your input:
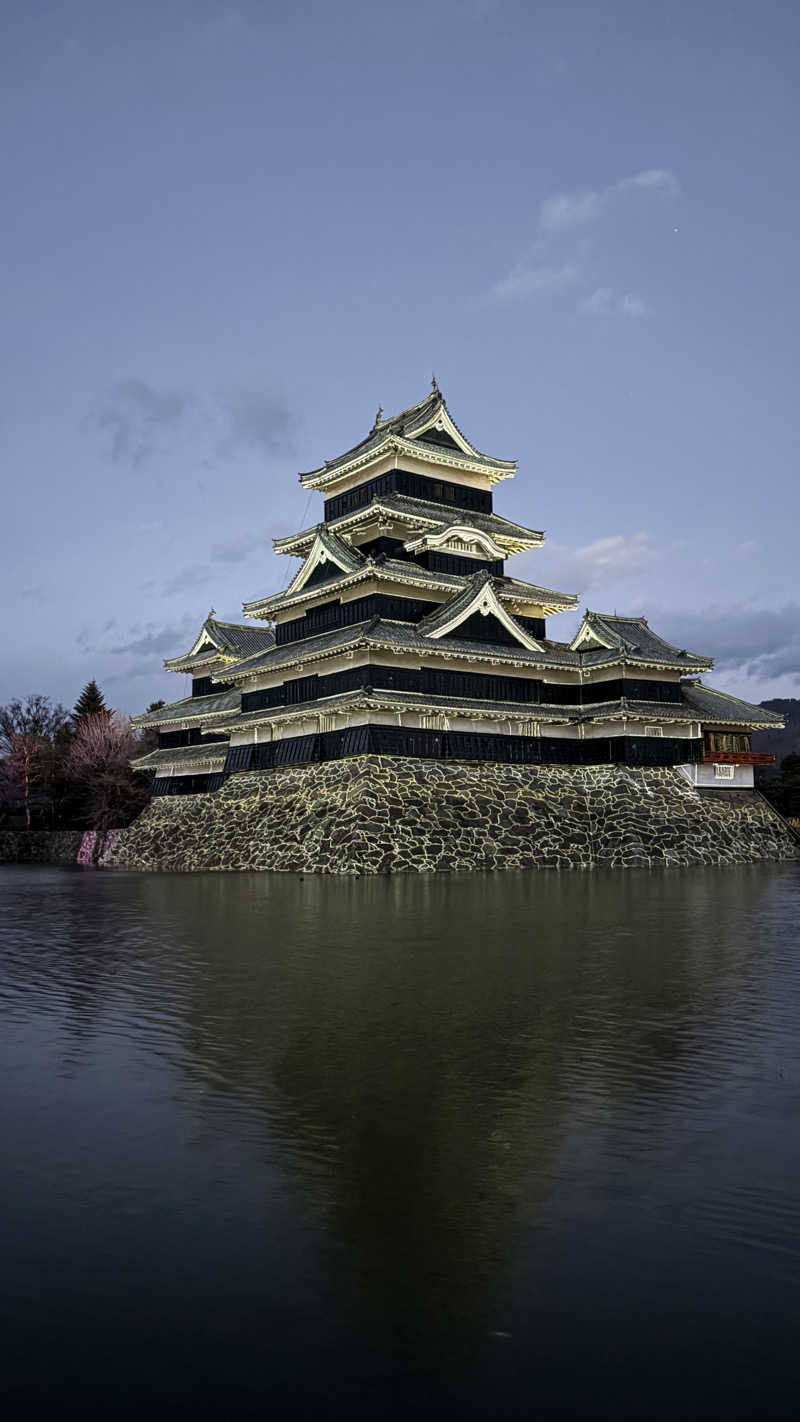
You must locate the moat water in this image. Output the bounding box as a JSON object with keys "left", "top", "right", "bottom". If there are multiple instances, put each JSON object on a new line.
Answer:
{"left": 1, "top": 863, "right": 799, "bottom": 1419}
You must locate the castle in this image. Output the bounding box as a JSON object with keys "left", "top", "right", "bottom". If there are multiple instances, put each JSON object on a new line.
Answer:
{"left": 132, "top": 383, "right": 781, "bottom": 797}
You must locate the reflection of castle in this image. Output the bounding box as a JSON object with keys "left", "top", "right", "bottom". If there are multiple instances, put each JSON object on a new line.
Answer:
{"left": 150, "top": 867, "right": 778, "bottom": 1354}
{"left": 132, "top": 384, "right": 781, "bottom": 794}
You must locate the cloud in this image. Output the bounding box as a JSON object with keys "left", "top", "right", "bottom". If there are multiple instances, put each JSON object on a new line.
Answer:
{"left": 101, "top": 618, "right": 197, "bottom": 660}
{"left": 489, "top": 263, "right": 578, "bottom": 304}
{"left": 576, "top": 287, "right": 613, "bottom": 318}
{"left": 161, "top": 563, "right": 213, "bottom": 596}
{"left": 522, "top": 532, "right": 659, "bottom": 595}
{"left": 210, "top": 531, "right": 269, "bottom": 563}
{"left": 491, "top": 166, "right": 678, "bottom": 305}
{"left": 652, "top": 604, "right": 800, "bottom": 683}
{"left": 217, "top": 386, "right": 292, "bottom": 457}
{"left": 20, "top": 584, "right": 49, "bottom": 607}
{"left": 619, "top": 293, "right": 650, "bottom": 318}
{"left": 94, "top": 377, "right": 293, "bottom": 468}
{"left": 96, "top": 379, "right": 187, "bottom": 465}
{"left": 539, "top": 191, "right": 605, "bottom": 234}
{"left": 539, "top": 167, "right": 679, "bottom": 233}
{"left": 617, "top": 168, "right": 680, "bottom": 197}
{"left": 577, "top": 288, "right": 650, "bottom": 318}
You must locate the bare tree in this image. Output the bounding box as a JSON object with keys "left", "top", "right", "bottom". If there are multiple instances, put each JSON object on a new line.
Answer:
{"left": 0, "top": 731, "right": 55, "bottom": 828}
{"left": 0, "top": 694, "right": 70, "bottom": 754}
{"left": 0, "top": 696, "right": 70, "bottom": 827}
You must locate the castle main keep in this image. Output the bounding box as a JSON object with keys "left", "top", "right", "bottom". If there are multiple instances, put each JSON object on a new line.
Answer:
{"left": 119, "top": 385, "right": 793, "bottom": 874}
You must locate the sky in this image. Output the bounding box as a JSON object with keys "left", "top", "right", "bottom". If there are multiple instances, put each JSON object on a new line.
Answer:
{"left": 1, "top": 0, "right": 798, "bottom": 714}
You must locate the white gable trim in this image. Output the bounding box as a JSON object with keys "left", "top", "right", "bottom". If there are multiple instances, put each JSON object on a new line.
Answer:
{"left": 404, "top": 404, "right": 481, "bottom": 458}
{"left": 404, "top": 524, "right": 506, "bottom": 561}
{"left": 286, "top": 533, "right": 357, "bottom": 596}
{"left": 187, "top": 625, "right": 222, "bottom": 657}
{"left": 571, "top": 619, "right": 615, "bottom": 651}
{"left": 426, "top": 581, "right": 543, "bottom": 651}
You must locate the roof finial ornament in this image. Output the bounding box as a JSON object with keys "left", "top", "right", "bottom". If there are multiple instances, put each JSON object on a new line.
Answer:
{"left": 373, "top": 404, "right": 383, "bottom": 428}
{"left": 208, "top": 607, "right": 216, "bottom": 619}
{"left": 431, "top": 372, "right": 440, "bottom": 396}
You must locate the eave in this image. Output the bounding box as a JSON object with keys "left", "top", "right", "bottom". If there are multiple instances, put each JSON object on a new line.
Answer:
{"left": 131, "top": 708, "right": 237, "bottom": 731}
{"left": 222, "top": 689, "right": 575, "bottom": 736}
{"left": 298, "top": 435, "right": 516, "bottom": 492}
{"left": 130, "top": 745, "right": 228, "bottom": 773}
{"left": 579, "top": 651, "right": 714, "bottom": 674}
{"left": 700, "top": 718, "right": 783, "bottom": 731}
{"left": 242, "top": 563, "right": 577, "bottom": 622}
{"left": 131, "top": 692, "right": 240, "bottom": 729}
{"left": 221, "top": 626, "right": 584, "bottom": 685}
{"left": 242, "top": 561, "right": 461, "bottom": 618}
{"left": 273, "top": 502, "right": 543, "bottom": 559}
{"left": 163, "top": 652, "right": 238, "bottom": 674}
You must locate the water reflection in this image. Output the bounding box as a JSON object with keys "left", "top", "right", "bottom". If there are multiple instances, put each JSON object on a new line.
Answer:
{"left": 1, "top": 864, "right": 799, "bottom": 1418}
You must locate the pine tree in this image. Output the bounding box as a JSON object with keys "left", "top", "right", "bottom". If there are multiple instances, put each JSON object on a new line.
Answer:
{"left": 73, "top": 680, "right": 107, "bottom": 723}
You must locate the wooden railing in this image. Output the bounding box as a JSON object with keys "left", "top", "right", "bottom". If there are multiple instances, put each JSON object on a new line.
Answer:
{"left": 703, "top": 751, "right": 776, "bottom": 766}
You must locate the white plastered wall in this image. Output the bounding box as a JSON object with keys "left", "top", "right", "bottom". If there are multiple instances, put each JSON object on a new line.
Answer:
{"left": 679, "top": 762, "right": 755, "bottom": 789}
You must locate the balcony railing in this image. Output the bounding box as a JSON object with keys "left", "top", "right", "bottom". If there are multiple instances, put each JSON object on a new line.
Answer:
{"left": 703, "top": 751, "right": 776, "bottom": 766}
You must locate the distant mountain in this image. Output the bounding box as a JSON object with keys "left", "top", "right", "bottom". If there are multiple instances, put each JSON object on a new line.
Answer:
{"left": 752, "top": 698, "right": 800, "bottom": 763}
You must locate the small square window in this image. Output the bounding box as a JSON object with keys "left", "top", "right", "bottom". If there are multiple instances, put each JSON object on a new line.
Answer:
{"left": 714, "top": 763, "right": 735, "bottom": 780}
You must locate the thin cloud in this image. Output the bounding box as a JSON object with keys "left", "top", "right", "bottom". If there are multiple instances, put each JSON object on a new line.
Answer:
{"left": 540, "top": 167, "right": 679, "bottom": 233}
{"left": 577, "top": 288, "right": 650, "bottom": 318}
{"left": 521, "top": 532, "right": 659, "bottom": 594}
{"left": 210, "top": 531, "right": 269, "bottom": 563}
{"left": 619, "top": 293, "right": 650, "bottom": 317}
{"left": 491, "top": 166, "right": 678, "bottom": 305}
{"left": 102, "top": 618, "right": 197, "bottom": 660}
{"left": 161, "top": 563, "right": 213, "bottom": 596}
{"left": 216, "top": 386, "right": 292, "bottom": 457}
{"left": 653, "top": 604, "right": 800, "bottom": 682}
{"left": 539, "top": 190, "right": 605, "bottom": 233}
{"left": 96, "top": 379, "right": 188, "bottom": 466}
{"left": 617, "top": 168, "right": 680, "bottom": 196}
{"left": 94, "top": 378, "right": 294, "bottom": 467}
{"left": 489, "top": 263, "right": 578, "bottom": 304}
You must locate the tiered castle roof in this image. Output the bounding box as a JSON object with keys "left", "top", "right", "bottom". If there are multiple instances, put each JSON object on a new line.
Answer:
{"left": 298, "top": 382, "right": 517, "bottom": 489}
{"left": 131, "top": 615, "right": 275, "bottom": 777}
{"left": 163, "top": 613, "right": 275, "bottom": 674}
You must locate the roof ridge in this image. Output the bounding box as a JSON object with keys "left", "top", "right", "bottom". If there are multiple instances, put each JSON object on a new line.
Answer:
{"left": 374, "top": 388, "right": 440, "bottom": 432}
{"left": 211, "top": 617, "right": 271, "bottom": 632}
{"left": 589, "top": 611, "right": 648, "bottom": 624}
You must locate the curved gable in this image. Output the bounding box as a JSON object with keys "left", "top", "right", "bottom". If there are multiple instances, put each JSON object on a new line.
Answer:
{"left": 421, "top": 576, "right": 543, "bottom": 651}
{"left": 285, "top": 528, "right": 364, "bottom": 597}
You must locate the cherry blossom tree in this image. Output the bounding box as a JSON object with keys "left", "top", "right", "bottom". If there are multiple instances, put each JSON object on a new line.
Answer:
{"left": 66, "top": 713, "right": 148, "bottom": 830}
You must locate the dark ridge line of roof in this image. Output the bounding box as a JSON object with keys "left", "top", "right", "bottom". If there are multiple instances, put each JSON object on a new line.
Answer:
{"left": 298, "top": 389, "right": 514, "bottom": 478}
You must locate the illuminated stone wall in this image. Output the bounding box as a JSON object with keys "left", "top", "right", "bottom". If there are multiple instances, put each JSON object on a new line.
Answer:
{"left": 108, "top": 758, "right": 798, "bottom": 875}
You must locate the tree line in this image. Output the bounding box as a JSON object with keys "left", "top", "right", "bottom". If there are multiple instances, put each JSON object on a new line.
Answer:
{"left": 0, "top": 681, "right": 164, "bottom": 832}
{"left": 758, "top": 754, "right": 800, "bottom": 822}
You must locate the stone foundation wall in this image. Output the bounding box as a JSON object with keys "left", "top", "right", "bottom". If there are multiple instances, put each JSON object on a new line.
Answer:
{"left": 107, "top": 758, "right": 799, "bottom": 875}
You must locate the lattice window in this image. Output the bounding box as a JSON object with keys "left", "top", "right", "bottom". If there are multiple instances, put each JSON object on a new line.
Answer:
{"left": 421, "top": 713, "right": 449, "bottom": 731}
{"left": 714, "top": 763, "right": 735, "bottom": 780}
{"left": 645, "top": 725, "right": 664, "bottom": 737}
